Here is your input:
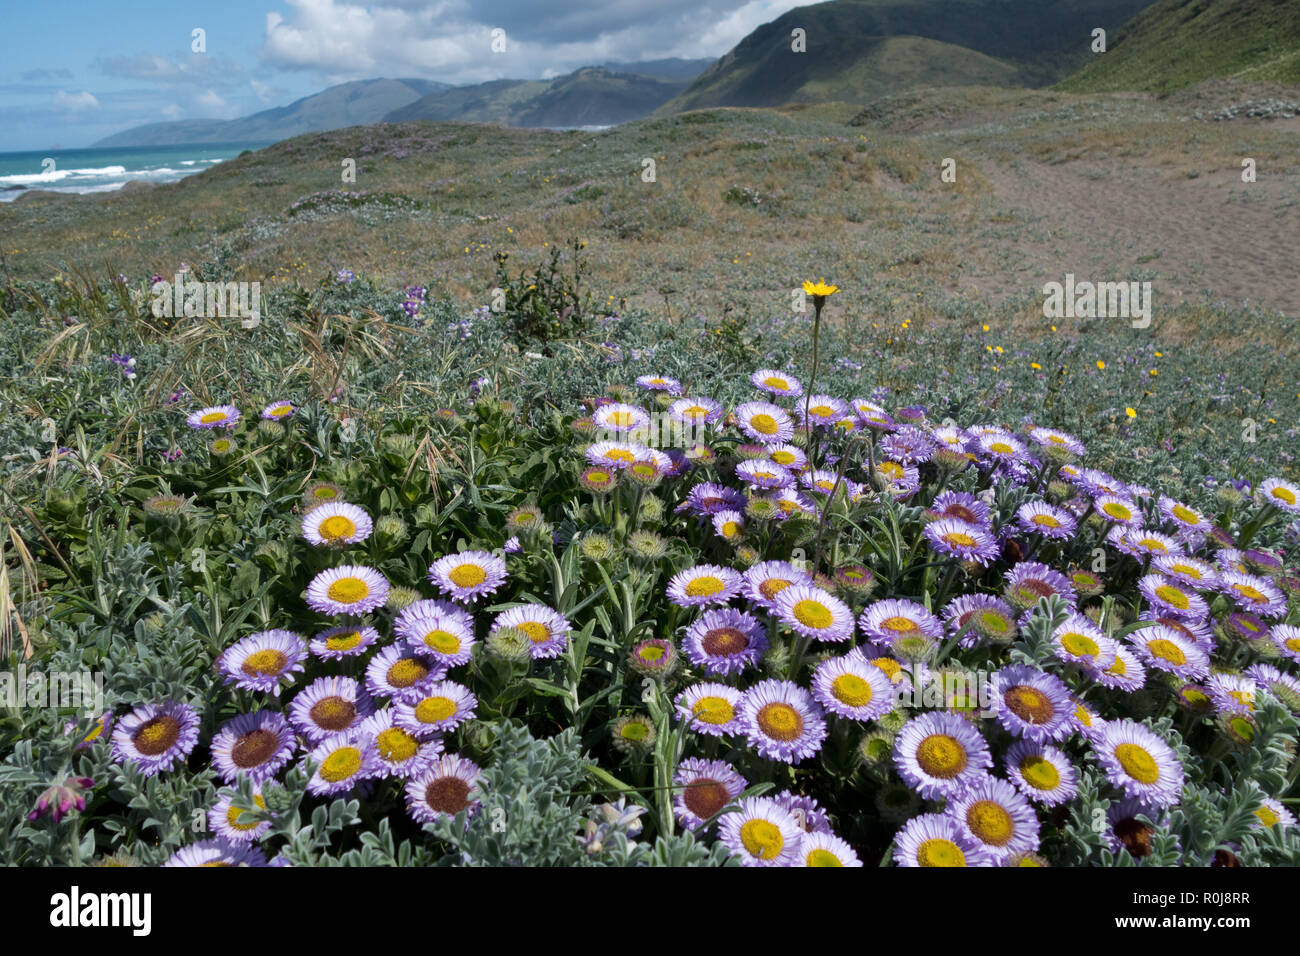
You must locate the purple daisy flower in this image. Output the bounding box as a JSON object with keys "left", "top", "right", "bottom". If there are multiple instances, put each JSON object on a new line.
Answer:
{"left": 924, "top": 517, "right": 1000, "bottom": 565}
{"left": 683, "top": 607, "right": 767, "bottom": 676}
{"left": 946, "top": 774, "right": 1041, "bottom": 863}
{"left": 304, "top": 731, "right": 379, "bottom": 796}
{"left": 672, "top": 757, "right": 746, "bottom": 830}
{"left": 428, "top": 550, "right": 508, "bottom": 603}
{"left": 666, "top": 563, "right": 742, "bottom": 608}
{"left": 111, "top": 701, "right": 200, "bottom": 777}
{"left": 217, "top": 629, "right": 307, "bottom": 696}
{"left": 289, "top": 676, "right": 374, "bottom": 742}
{"left": 1091, "top": 719, "right": 1184, "bottom": 808}
{"left": 989, "top": 665, "right": 1074, "bottom": 742}
{"left": 893, "top": 812, "right": 992, "bottom": 867}
{"left": 210, "top": 710, "right": 297, "bottom": 785}
{"left": 893, "top": 711, "right": 992, "bottom": 800}
{"left": 738, "top": 679, "right": 828, "bottom": 764}
{"left": 405, "top": 754, "right": 482, "bottom": 825}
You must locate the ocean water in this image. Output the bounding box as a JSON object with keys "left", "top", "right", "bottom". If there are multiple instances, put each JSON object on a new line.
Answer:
{"left": 0, "top": 143, "right": 271, "bottom": 202}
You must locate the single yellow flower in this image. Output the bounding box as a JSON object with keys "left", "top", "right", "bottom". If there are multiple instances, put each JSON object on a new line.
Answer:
{"left": 802, "top": 279, "right": 839, "bottom": 297}
{"left": 1031, "top": 362, "right": 1042, "bottom": 370}
{"left": 1125, "top": 408, "right": 1137, "bottom": 419}
{"left": 1096, "top": 360, "right": 1106, "bottom": 370}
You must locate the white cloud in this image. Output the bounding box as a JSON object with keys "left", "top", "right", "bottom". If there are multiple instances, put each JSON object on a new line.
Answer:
{"left": 161, "top": 103, "right": 185, "bottom": 120}
{"left": 194, "top": 89, "right": 239, "bottom": 118}
{"left": 53, "top": 90, "right": 100, "bottom": 111}
{"left": 259, "top": 0, "right": 804, "bottom": 83}
{"left": 250, "top": 79, "right": 273, "bottom": 102}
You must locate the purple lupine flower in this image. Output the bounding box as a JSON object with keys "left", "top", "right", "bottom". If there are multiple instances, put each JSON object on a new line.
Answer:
{"left": 29, "top": 776, "right": 95, "bottom": 824}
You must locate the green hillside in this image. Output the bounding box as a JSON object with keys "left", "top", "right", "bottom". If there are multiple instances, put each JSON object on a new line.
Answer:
{"left": 1060, "top": 0, "right": 1300, "bottom": 93}
{"left": 661, "top": 0, "right": 1155, "bottom": 112}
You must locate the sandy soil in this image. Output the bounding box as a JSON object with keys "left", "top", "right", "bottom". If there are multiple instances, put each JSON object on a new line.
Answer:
{"left": 957, "top": 152, "right": 1299, "bottom": 314}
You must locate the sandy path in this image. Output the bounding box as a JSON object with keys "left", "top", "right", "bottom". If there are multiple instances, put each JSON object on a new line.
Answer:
{"left": 957, "top": 156, "right": 1299, "bottom": 314}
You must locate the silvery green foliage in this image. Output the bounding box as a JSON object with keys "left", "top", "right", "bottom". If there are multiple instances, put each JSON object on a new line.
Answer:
{"left": 422, "top": 722, "right": 734, "bottom": 866}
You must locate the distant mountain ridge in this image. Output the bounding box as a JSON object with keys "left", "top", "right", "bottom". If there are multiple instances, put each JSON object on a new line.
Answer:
{"left": 384, "top": 66, "right": 696, "bottom": 127}
{"left": 92, "top": 60, "right": 714, "bottom": 147}
{"left": 92, "top": 78, "right": 449, "bottom": 147}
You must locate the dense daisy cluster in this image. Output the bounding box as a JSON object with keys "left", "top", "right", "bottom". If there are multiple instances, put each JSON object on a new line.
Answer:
{"left": 569, "top": 368, "right": 1300, "bottom": 867}
{"left": 52, "top": 352, "right": 1300, "bottom": 868}
{"left": 105, "top": 460, "right": 579, "bottom": 864}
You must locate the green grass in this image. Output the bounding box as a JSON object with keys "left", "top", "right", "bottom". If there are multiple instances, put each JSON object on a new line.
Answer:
{"left": 1060, "top": 0, "right": 1300, "bottom": 93}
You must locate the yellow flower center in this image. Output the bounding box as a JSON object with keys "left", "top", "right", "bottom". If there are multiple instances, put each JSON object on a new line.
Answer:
{"left": 966, "top": 800, "right": 1015, "bottom": 846}
{"left": 1102, "top": 503, "right": 1132, "bottom": 521}
{"left": 1172, "top": 505, "right": 1200, "bottom": 524}
{"left": 1060, "top": 631, "right": 1100, "bottom": 659}
{"left": 756, "top": 702, "right": 803, "bottom": 741}
{"left": 1031, "top": 514, "right": 1060, "bottom": 528}
{"left": 1254, "top": 805, "right": 1281, "bottom": 828}
{"left": 325, "top": 630, "right": 362, "bottom": 651}
{"left": 881, "top": 616, "right": 919, "bottom": 634}
{"left": 792, "top": 599, "right": 833, "bottom": 630}
{"left": 1154, "top": 585, "right": 1189, "bottom": 610}
{"left": 750, "top": 414, "right": 779, "bottom": 435}
{"left": 449, "top": 563, "right": 488, "bottom": 588}
{"left": 517, "top": 620, "right": 551, "bottom": 644}
{"left": 1019, "top": 755, "right": 1060, "bottom": 791}
{"left": 326, "top": 577, "right": 369, "bottom": 604}
{"left": 831, "top": 673, "right": 873, "bottom": 707}
{"left": 916, "top": 734, "right": 967, "bottom": 778}
{"left": 806, "top": 848, "right": 842, "bottom": 867}
{"left": 200, "top": 411, "right": 227, "bottom": 424}
{"left": 415, "top": 696, "right": 457, "bottom": 725}
{"left": 1271, "top": 487, "right": 1297, "bottom": 505}
{"left": 810, "top": 404, "right": 834, "bottom": 418}
{"left": 771, "top": 450, "right": 796, "bottom": 465}
{"left": 871, "top": 658, "right": 902, "bottom": 681}
{"left": 1004, "top": 686, "right": 1053, "bottom": 724}
{"left": 916, "top": 838, "right": 965, "bottom": 867}
{"left": 684, "top": 575, "right": 724, "bottom": 597}
{"left": 692, "top": 696, "right": 735, "bottom": 725}
{"left": 240, "top": 648, "right": 288, "bottom": 677}
{"left": 387, "top": 658, "right": 430, "bottom": 688}
{"left": 942, "top": 531, "right": 977, "bottom": 548}
{"left": 1232, "top": 583, "right": 1265, "bottom": 603}
{"left": 317, "top": 515, "right": 357, "bottom": 541}
{"left": 739, "top": 819, "right": 785, "bottom": 860}
{"left": 376, "top": 727, "right": 419, "bottom": 762}
{"left": 1146, "top": 638, "right": 1186, "bottom": 666}
{"left": 320, "top": 747, "right": 362, "bottom": 783}
{"left": 607, "top": 411, "right": 635, "bottom": 428}
{"left": 762, "top": 377, "right": 789, "bottom": 391}
{"left": 423, "top": 629, "right": 461, "bottom": 654}
{"left": 1114, "top": 743, "right": 1159, "bottom": 784}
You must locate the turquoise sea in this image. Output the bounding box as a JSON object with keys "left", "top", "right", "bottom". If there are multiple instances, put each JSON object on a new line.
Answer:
{"left": 0, "top": 142, "right": 271, "bottom": 202}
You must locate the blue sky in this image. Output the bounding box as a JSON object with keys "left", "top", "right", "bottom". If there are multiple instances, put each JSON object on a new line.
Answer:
{"left": 0, "top": 0, "right": 805, "bottom": 151}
